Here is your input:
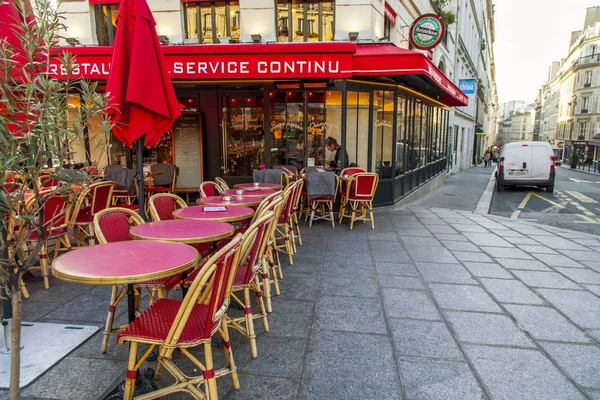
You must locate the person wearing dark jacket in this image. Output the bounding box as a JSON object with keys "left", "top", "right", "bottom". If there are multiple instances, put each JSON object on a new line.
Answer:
{"left": 327, "top": 137, "right": 349, "bottom": 170}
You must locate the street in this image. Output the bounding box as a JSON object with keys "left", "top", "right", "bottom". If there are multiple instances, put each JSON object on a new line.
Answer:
{"left": 491, "top": 166, "right": 600, "bottom": 235}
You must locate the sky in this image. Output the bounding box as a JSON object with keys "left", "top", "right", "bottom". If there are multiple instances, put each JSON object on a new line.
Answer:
{"left": 493, "top": 0, "right": 594, "bottom": 104}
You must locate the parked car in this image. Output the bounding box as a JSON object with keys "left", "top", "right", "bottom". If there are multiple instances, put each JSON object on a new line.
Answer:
{"left": 496, "top": 141, "right": 556, "bottom": 192}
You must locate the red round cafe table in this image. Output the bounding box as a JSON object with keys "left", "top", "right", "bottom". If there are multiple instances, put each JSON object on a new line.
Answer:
{"left": 130, "top": 219, "right": 234, "bottom": 244}
{"left": 220, "top": 188, "right": 278, "bottom": 197}
{"left": 52, "top": 240, "right": 199, "bottom": 322}
{"left": 197, "top": 195, "right": 262, "bottom": 208}
{"left": 233, "top": 182, "right": 283, "bottom": 190}
{"left": 173, "top": 205, "right": 254, "bottom": 223}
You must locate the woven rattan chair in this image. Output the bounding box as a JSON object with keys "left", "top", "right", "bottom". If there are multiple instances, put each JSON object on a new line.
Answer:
{"left": 306, "top": 174, "right": 339, "bottom": 228}
{"left": 338, "top": 172, "right": 379, "bottom": 229}
{"left": 289, "top": 179, "right": 304, "bottom": 253}
{"left": 275, "top": 182, "right": 296, "bottom": 265}
{"left": 93, "top": 207, "right": 183, "bottom": 353}
{"left": 71, "top": 180, "right": 115, "bottom": 246}
{"left": 214, "top": 177, "right": 229, "bottom": 191}
{"left": 117, "top": 234, "right": 242, "bottom": 400}
{"left": 199, "top": 181, "right": 220, "bottom": 198}
{"left": 225, "top": 211, "right": 273, "bottom": 359}
{"left": 23, "top": 190, "right": 73, "bottom": 289}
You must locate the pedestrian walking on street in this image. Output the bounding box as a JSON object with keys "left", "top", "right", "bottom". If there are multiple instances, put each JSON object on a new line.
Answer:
{"left": 484, "top": 151, "right": 491, "bottom": 168}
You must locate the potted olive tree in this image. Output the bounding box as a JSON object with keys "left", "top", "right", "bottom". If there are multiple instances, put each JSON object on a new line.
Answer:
{"left": 0, "top": 0, "right": 112, "bottom": 398}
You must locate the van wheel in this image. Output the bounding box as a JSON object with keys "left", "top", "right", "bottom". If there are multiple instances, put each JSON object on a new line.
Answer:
{"left": 546, "top": 183, "right": 554, "bottom": 193}
{"left": 497, "top": 182, "right": 504, "bottom": 192}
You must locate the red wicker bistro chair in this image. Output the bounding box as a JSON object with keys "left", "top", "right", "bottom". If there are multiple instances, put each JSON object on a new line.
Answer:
{"left": 225, "top": 211, "right": 274, "bottom": 359}
{"left": 112, "top": 176, "right": 139, "bottom": 210}
{"left": 214, "top": 177, "right": 229, "bottom": 191}
{"left": 275, "top": 182, "right": 296, "bottom": 265}
{"left": 338, "top": 172, "right": 379, "bottom": 229}
{"left": 199, "top": 181, "right": 220, "bottom": 198}
{"left": 288, "top": 179, "right": 304, "bottom": 253}
{"left": 93, "top": 207, "right": 185, "bottom": 353}
{"left": 149, "top": 193, "right": 214, "bottom": 260}
{"left": 339, "top": 167, "right": 366, "bottom": 204}
{"left": 38, "top": 170, "right": 60, "bottom": 189}
{"left": 117, "top": 234, "right": 243, "bottom": 400}
{"left": 23, "top": 190, "right": 73, "bottom": 290}
{"left": 71, "top": 180, "right": 115, "bottom": 247}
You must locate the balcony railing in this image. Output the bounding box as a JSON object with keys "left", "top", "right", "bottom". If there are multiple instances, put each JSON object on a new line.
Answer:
{"left": 577, "top": 54, "right": 600, "bottom": 66}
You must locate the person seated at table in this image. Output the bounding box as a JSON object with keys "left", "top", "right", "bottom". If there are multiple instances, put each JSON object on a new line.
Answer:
{"left": 326, "top": 137, "right": 349, "bottom": 170}
{"left": 151, "top": 155, "right": 178, "bottom": 188}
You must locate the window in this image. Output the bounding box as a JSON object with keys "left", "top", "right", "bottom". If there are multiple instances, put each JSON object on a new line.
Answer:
{"left": 383, "top": 17, "right": 391, "bottom": 40}
{"left": 95, "top": 4, "right": 118, "bottom": 46}
{"left": 221, "top": 94, "right": 264, "bottom": 176}
{"left": 276, "top": 0, "right": 335, "bottom": 42}
{"left": 184, "top": 1, "right": 240, "bottom": 43}
{"left": 345, "top": 91, "right": 370, "bottom": 169}
{"left": 581, "top": 122, "right": 589, "bottom": 139}
{"left": 585, "top": 71, "right": 593, "bottom": 87}
{"left": 372, "top": 90, "right": 394, "bottom": 177}
{"left": 582, "top": 97, "right": 590, "bottom": 113}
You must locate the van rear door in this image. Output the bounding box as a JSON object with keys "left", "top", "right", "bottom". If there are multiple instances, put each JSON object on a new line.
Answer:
{"left": 504, "top": 143, "right": 531, "bottom": 180}
{"left": 530, "top": 143, "right": 552, "bottom": 180}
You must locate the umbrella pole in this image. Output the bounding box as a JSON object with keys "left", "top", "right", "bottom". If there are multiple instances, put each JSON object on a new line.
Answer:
{"left": 136, "top": 138, "right": 147, "bottom": 222}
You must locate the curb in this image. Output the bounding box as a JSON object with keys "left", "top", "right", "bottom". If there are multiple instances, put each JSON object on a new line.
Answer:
{"left": 474, "top": 166, "right": 497, "bottom": 215}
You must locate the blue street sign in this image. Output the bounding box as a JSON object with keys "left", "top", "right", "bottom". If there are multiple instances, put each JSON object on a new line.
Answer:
{"left": 458, "top": 79, "right": 476, "bottom": 94}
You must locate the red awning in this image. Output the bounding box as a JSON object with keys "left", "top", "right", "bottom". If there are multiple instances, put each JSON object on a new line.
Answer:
{"left": 349, "top": 44, "right": 468, "bottom": 107}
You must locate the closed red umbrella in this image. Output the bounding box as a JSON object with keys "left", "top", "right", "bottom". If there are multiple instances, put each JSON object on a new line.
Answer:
{"left": 105, "top": 0, "right": 181, "bottom": 218}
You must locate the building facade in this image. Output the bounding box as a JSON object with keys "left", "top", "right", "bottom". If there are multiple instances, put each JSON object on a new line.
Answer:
{"left": 57, "top": 0, "right": 496, "bottom": 205}
{"left": 537, "top": 7, "right": 600, "bottom": 164}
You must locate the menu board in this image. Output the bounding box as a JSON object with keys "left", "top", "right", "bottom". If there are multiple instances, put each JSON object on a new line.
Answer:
{"left": 173, "top": 114, "right": 203, "bottom": 189}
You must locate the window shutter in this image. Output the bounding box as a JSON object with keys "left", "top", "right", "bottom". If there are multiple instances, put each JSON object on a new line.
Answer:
{"left": 576, "top": 97, "right": 582, "bottom": 114}
{"left": 574, "top": 123, "right": 579, "bottom": 138}
{"left": 593, "top": 70, "right": 597, "bottom": 87}
{"left": 596, "top": 122, "right": 600, "bottom": 135}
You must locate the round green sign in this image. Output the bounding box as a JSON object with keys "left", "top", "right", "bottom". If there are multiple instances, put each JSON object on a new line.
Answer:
{"left": 409, "top": 14, "right": 445, "bottom": 50}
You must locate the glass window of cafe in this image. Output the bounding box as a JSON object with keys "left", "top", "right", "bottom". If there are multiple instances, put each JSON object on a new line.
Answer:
{"left": 372, "top": 90, "right": 395, "bottom": 178}
{"left": 276, "top": 0, "right": 335, "bottom": 42}
{"left": 270, "top": 90, "right": 342, "bottom": 170}
{"left": 95, "top": 4, "right": 118, "bottom": 46}
{"left": 221, "top": 94, "right": 265, "bottom": 177}
{"left": 184, "top": 1, "right": 241, "bottom": 44}
{"left": 395, "top": 94, "right": 449, "bottom": 176}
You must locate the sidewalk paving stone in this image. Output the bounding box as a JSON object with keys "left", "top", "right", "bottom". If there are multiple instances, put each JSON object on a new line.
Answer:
{"left": 536, "top": 289, "right": 600, "bottom": 329}
{"left": 503, "top": 304, "right": 592, "bottom": 343}
{"left": 445, "top": 311, "right": 535, "bottom": 347}
{"left": 400, "top": 236, "right": 443, "bottom": 247}
{"left": 558, "top": 250, "right": 600, "bottom": 262}
{"left": 415, "top": 263, "right": 476, "bottom": 284}
{"left": 382, "top": 289, "right": 442, "bottom": 320}
{"left": 528, "top": 236, "right": 589, "bottom": 251}
{"left": 434, "top": 232, "right": 470, "bottom": 242}
{"left": 429, "top": 284, "right": 502, "bottom": 313}
{"left": 379, "top": 275, "right": 425, "bottom": 289}
{"left": 451, "top": 251, "right": 494, "bottom": 263}
{"left": 539, "top": 342, "right": 600, "bottom": 388}
{"left": 533, "top": 253, "right": 586, "bottom": 268}
{"left": 553, "top": 267, "right": 600, "bottom": 284}
{"left": 479, "top": 246, "right": 533, "bottom": 260}
{"left": 389, "top": 319, "right": 463, "bottom": 360}
{"left": 441, "top": 241, "right": 480, "bottom": 252}
{"left": 374, "top": 262, "right": 419, "bottom": 276}
{"left": 314, "top": 296, "right": 387, "bottom": 334}
{"left": 463, "top": 345, "right": 586, "bottom": 400}
{"left": 516, "top": 244, "right": 559, "bottom": 254}
{"left": 584, "top": 284, "right": 600, "bottom": 296}
{"left": 511, "top": 270, "right": 581, "bottom": 290}
{"left": 479, "top": 278, "right": 547, "bottom": 305}
{"left": 496, "top": 258, "right": 552, "bottom": 271}
{"left": 461, "top": 262, "right": 514, "bottom": 279}
{"left": 406, "top": 246, "right": 459, "bottom": 263}
{"left": 462, "top": 232, "right": 514, "bottom": 247}
{"left": 301, "top": 330, "right": 401, "bottom": 400}
{"left": 399, "top": 360, "right": 484, "bottom": 400}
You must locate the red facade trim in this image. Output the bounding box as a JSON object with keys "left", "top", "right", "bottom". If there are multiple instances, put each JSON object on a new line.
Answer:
{"left": 384, "top": 2, "right": 396, "bottom": 25}
{"left": 51, "top": 42, "right": 467, "bottom": 107}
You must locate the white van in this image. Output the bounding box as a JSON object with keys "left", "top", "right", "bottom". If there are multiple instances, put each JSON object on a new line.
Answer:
{"left": 496, "top": 141, "right": 556, "bottom": 192}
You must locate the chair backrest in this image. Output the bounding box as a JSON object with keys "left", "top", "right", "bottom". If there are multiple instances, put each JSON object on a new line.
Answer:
{"left": 151, "top": 163, "right": 177, "bottom": 187}
{"left": 349, "top": 173, "right": 379, "bottom": 200}
{"left": 164, "top": 234, "right": 242, "bottom": 346}
{"left": 253, "top": 191, "right": 281, "bottom": 222}
{"left": 93, "top": 207, "right": 144, "bottom": 244}
{"left": 291, "top": 179, "right": 304, "bottom": 213}
{"left": 148, "top": 193, "right": 187, "bottom": 221}
{"left": 25, "top": 190, "right": 72, "bottom": 234}
{"left": 340, "top": 167, "right": 366, "bottom": 177}
{"left": 88, "top": 181, "right": 116, "bottom": 215}
{"left": 39, "top": 171, "right": 59, "bottom": 188}
{"left": 237, "top": 211, "right": 274, "bottom": 286}
{"left": 277, "top": 183, "right": 295, "bottom": 224}
{"left": 199, "top": 181, "right": 219, "bottom": 198}
{"left": 214, "top": 177, "right": 229, "bottom": 191}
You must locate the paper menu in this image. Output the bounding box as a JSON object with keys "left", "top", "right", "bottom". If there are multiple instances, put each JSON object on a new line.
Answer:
{"left": 204, "top": 206, "right": 227, "bottom": 212}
